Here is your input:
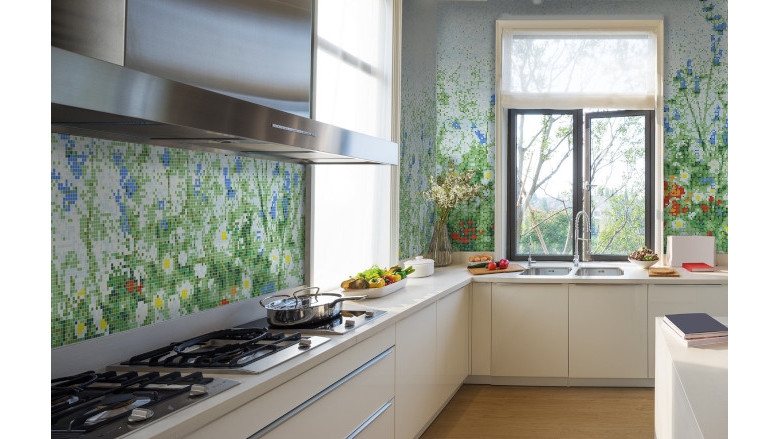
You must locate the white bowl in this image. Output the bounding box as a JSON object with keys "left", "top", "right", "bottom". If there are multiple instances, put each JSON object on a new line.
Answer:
{"left": 342, "top": 277, "right": 408, "bottom": 298}
{"left": 628, "top": 258, "right": 659, "bottom": 269}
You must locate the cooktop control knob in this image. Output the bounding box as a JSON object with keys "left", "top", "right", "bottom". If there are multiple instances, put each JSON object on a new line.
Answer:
{"left": 298, "top": 338, "right": 312, "bottom": 348}
{"left": 345, "top": 319, "right": 355, "bottom": 327}
{"left": 189, "top": 384, "right": 208, "bottom": 397}
{"left": 128, "top": 408, "right": 154, "bottom": 423}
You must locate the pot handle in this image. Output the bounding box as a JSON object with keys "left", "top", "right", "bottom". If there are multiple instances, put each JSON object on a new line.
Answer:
{"left": 332, "top": 295, "right": 367, "bottom": 304}
{"left": 292, "top": 286, "right": 321, "bottom": 299}
{"left": 259, "top": 294, "right": 290, "bottom": 309}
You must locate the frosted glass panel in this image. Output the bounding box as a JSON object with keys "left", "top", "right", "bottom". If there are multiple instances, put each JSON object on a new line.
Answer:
{"left": 508, "top": 35, "right": 653, "bottom": 95}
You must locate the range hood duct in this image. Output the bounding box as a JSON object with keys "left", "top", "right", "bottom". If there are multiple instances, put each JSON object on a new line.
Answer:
{"left": 51, "top": 0, "right": 398, "bottom": 165}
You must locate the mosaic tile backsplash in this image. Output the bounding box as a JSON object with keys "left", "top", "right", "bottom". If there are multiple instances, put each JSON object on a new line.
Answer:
{"left": 51, "top": 134, "right": 305, "bottom": 348}
{"left": 400, "top": 0, "right": 728, "bottom": 253}
{"left": 399, "top": 0, "right": 438, "bottom": 259}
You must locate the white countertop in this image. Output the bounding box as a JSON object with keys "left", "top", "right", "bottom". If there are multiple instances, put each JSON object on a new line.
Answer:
{"left": 655, "top": 316, "right": 728, "bottom": 439}
{"left": 68, "top": 263, "right": 726, "bottom": 438}
{"left": 470, "top": 261, "right": 728, "bottom": 284}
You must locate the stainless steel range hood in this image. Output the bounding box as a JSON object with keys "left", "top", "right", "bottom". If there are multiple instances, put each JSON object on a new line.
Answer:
{"left": 51, "top": 0, "right": 398, "bottom": 165}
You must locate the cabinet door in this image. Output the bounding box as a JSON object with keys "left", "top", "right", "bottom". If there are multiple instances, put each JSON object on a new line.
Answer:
{"left": 471, "top": 283, "right": 492, "bottom": 376}
{"left": 491, "top": 283, "right": 569, "bottom": 377}
{"left": 569, "top": 284, "right": 648, "bottom": 379}
{"left": 647, "top": 284, "right": 727, "bottom": 378}
{"left": 436, "top": 286, "right": 470, "bottom": 406}
{"left": 395, "top": 303, "right": 438, "bottom": 439}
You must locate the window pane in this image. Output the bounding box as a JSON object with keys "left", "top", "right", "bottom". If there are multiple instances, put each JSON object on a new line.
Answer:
{"left": 588, "top": 115, "right": 646, "bottom": 255}
{"left": 512, "top": 113, "right": 574, "bottom": 255}
{"left": 508, "top": 33, "right": 654, "bottom": 96}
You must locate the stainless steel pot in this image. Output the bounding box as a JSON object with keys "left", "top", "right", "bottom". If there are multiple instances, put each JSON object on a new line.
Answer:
{"left": 259, "top": 287, "right": 367, "bottom": 327}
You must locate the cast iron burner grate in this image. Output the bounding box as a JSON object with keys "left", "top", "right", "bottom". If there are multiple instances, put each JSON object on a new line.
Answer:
{"left": 123, "top": 327, "right": 304, "bottom": 369}
{"left": 51, "top": 370, "right": 213, "bottom": 436}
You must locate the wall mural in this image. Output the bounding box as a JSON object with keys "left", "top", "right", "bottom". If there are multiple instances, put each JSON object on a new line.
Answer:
{"left": 398, "top": 0, "right": 439, "bottom": 259}
{"left": 663, "top": 1, "right": 728, "bottom": 252}
{"left": 409, "top": 0, "right": 729, "bottom": 254}
{"left": 399, "top": 84, "right": 437, "bottom": 259}
{"left": 51, "top": 134, "right": 305, "bottom": 348}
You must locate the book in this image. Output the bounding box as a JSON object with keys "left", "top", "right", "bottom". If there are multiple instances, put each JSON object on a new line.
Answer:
{"left": 663, "top": 313, "right": 727, "bottom": 340}
{"left": 663, "top": 323, "right": 728, "bottom": 347}
{"left": 682, "top": 262, "right": 715, "bottom": 272}
{"left": 682, "top": 335, "right": 727, "bottom": 347}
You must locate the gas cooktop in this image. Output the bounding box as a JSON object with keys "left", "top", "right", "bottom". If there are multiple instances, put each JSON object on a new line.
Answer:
{"left": 237, "top": 308, "right": 388, "bottom": 335}
{"left": 108, "top": 327, "right": 330, "bottom": 375}
{"left": 51, "top": 370, "right": 238, "bottom": 439}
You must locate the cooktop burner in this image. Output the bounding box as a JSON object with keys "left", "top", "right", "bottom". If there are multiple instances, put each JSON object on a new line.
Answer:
{"left": 108, "top": 327, "right": 330, "bottom": 375}
{"left": 51, "top": 370, "right": 238, "bottom": 439}
{"left": 238, "top": 308, "right": 387, "bottom": 335}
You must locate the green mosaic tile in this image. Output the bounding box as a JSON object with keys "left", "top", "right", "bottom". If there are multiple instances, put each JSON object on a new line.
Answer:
{"left": 662, "top": 1, "right": 728, "bottom": 252}
{"left": 51, "top": 134, "right": 305, "bottom": 348}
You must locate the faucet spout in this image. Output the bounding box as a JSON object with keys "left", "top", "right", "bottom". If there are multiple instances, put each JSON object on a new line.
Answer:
{"left": 573, "top": 210, "right": 591, "bottom": 266}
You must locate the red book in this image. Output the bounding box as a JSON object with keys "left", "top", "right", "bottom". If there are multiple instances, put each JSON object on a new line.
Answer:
{"left": 682, "top": 262, "right": 714, "bottom": 272}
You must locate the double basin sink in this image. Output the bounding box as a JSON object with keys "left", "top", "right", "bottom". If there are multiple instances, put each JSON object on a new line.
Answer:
{"left": 519, "top": 266, "right": 624, "bottom": 277}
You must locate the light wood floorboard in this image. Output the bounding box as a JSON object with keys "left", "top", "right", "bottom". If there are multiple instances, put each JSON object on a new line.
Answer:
{"left": 421, "top": 385, "right": 654, "bottom": 439}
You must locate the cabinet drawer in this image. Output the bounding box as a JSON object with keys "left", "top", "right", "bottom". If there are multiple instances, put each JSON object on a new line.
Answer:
{"left": 348, "top": 399, "right": 394, "bottom": 439}
{"left": 259, "top": 348, "right": 395, "bottom": 438}
{"left": 188, "top": 327, "right": 394, "bottom": 439}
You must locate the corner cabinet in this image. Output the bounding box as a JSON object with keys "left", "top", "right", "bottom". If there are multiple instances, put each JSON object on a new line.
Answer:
{"left": 647, "top": 284, "right": 728, "bottom": 378}
{"left": 395, "top": 286, "right": 470, "bottom": 439}
{"left": 569, "top": 284, "right": 648, "bottom": 379}
{"left": 491, "top": 283, "right": 569, "bottom": 377}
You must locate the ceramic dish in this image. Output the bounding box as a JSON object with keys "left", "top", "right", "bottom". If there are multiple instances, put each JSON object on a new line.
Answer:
{"left": 342, "top": 277, "right": 408, "bottom": 299}
{"left": 628, "top": 258, "right": 659, "bottom": 269}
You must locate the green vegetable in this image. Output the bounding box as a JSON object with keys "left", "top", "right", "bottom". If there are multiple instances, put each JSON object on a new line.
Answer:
{"left": 468, "top": 261, "right": 490, "bottom": 269}
{"left": 356, "top": 265, "right": 385, "bottom": 280}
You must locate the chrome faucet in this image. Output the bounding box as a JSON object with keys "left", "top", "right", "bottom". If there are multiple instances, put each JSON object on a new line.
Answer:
{"left": 527, "top": 235, "right": 535, "bottom": 267}
{"left": 573, "top": 210, "right": 591, "bottom": 267}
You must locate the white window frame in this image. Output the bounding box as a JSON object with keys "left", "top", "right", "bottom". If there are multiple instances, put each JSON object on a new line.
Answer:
{"left": 494, "top": 17, "right": 664, "bottom": 259}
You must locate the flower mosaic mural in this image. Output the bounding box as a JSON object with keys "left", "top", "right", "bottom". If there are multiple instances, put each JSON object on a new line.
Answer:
{"left": 51, "top": 134, "right": 305, "bottom": 348}
{"left": 398, "top": 0, "right": 728, "bottom": 255}
{"left": 663, "top": 1, "right": 728, "bottom": 252}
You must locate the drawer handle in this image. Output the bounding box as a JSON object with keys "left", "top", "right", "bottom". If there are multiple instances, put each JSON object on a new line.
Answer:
{"left": 249, "top": 347, "right": 394, "bottom": 438}
{"left": 346, "top": 400, "right": 393, "bottom": 439}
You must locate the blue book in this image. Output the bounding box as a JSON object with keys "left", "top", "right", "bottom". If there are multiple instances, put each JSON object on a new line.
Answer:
{"left": 663, "top": 313, "right": 728, "bottom": 340}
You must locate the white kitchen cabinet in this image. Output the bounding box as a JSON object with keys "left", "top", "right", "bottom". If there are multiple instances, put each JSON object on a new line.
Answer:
{"left": 491, "top": 283, "right": 569, "bottom": 377}
{"left": 189, "top": 327, "right": 395, "bottom": 439}
{"left": 647, "top": 284, "right": 727, "bottom": 378}
{"left": 569, "top": 284, "right": 648, "bottom": 379}
{"left": 260, "top": 348, "right": 395, "bottom": 439}
{"left": 471, "top": 282, "right": 492, "bottom": 376}
{"left": 436, "top": 286, "right": 470, "bottom": 406}
{"left": 395, "top": 303, "right": 438, "bottom": 439}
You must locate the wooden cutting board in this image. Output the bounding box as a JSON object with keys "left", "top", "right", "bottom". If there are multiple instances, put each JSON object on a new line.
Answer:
{"left": 468, "top": 263, "right": 526, "bottom": 275}
{"left": 648, "top": 267, "right": 680, "bottom": 277}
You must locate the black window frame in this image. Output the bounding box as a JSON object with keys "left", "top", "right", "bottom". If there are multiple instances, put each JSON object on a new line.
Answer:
{"left": 506, "top": 108, "right": 654, "bottom": 262}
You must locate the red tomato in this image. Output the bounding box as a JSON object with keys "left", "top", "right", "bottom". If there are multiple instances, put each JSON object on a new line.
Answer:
{"left": 498, "top": 259, "right": 509, "bottom": 269}
{"left": 487, "top": 262, "right": 497, "bottom": 270}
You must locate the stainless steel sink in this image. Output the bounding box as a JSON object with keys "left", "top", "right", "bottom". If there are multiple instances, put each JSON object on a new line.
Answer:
{"left": 519, "top": 267, "right": 572, "bottom": 276}
{"left": 573, "top": 267, "right": 624, "bottom": 276}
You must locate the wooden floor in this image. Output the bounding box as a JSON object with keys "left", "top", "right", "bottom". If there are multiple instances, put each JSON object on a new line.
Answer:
{"left": 421, "top": 385, "right": 654, "bottom": 439}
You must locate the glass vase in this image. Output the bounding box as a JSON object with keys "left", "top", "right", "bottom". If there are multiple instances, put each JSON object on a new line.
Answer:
{"left": 426, "top": 218, "right": 453, "bottom": 267}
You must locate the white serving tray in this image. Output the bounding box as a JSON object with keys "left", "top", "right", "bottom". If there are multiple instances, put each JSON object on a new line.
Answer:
{"left": 342, "top": 277, "right": 407, "bottom": 298}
